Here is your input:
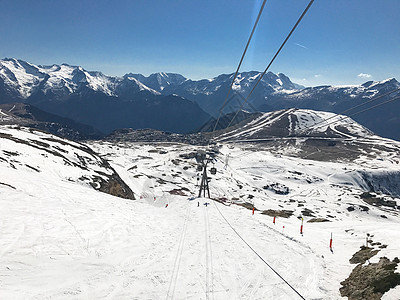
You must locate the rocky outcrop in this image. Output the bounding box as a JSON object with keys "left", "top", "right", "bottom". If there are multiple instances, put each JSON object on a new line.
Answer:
{"left": 340, "top": 246, "right": 400, "bottom": 299}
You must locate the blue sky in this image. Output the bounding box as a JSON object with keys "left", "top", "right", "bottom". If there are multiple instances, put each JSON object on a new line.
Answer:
{"left": 1, "top": 0, "right": 399, "bottom": 86}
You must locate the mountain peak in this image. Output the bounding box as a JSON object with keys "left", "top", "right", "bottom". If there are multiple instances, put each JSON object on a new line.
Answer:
{"left": 126, "top": 72, "right": 187, "bottom": 92}
{"left": 0, "top": 58, "right": 162, "bottom": 99}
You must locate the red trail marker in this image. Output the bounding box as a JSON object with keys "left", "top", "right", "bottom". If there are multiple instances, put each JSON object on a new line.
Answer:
{"left": 300, "top": 217, "right": 304, "bottom": 235}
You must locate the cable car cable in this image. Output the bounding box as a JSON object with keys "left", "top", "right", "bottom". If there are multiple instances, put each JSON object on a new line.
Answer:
{"left": 311, "top": 95, "right": 400, "bottom": 133}
{"left": 213, "top": 201, "right": 306, "bottom": 300}
{"left": 226, "top": 0, "right": 315, "bottom": 130}
{"left": 223, "top": 91, "right": 400, "bottom": 144}
{"left": 293, "top": 87, "right": 400, "bottom": 137}
{"left": 209, "top": 0, "right": 268, "bottom": 143}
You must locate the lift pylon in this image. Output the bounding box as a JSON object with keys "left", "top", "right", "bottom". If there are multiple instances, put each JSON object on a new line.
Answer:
{"left": 195, "top": 150, "right": 215, "bottom": 198}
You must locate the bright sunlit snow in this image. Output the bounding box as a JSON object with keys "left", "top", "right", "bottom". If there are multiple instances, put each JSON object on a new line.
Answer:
{"left": 1, "top": 124, "right": 399, "bottom": 299}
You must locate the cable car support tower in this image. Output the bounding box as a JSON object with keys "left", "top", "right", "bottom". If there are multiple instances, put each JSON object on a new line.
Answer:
{"left": 196, "top": 151, "right": 217, "bottom": 198}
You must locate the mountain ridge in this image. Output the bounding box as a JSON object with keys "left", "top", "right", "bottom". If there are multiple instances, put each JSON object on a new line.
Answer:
{"left": 1, "top": 58, "right": 399, "bottom": 140}
{"left": 0, "top": 58, "right": 211, "bottom": 134}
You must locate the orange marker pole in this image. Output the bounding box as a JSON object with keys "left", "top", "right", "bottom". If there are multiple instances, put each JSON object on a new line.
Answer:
{"left": 329, "top": 233, "right": 333, "bottom": 250}
{"left": 273, "top": 216, "right": 276, "bottom": 224}
{"left": 252, "top": 207, "right": 255, "bottom": 215}
{"left": 300, "top": 218, "right": 304, "bottom": 235}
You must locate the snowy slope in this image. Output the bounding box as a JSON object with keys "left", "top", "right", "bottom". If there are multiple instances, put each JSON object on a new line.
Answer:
{"left": 1, "top": 119, "right": 400, "bottom": 298}
{"left": 87, "top": 140, "right": 400, "bottom": 299}
{"left": 0, "top": 125, "right": 134, "bottom": 199}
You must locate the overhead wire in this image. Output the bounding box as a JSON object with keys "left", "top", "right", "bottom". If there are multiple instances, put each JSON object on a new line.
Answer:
{"left": 311, "top": 94, "right": 400, "bottom": 134}
{"left": 209, "top": 0, "right": 267, "bottom": 142}
{"left": 213, "top": 201, "right": 306, "bottom": 300}
{"left": 228, "top": 90, "right": 400, "bottom": 143}
{"left": 293, "top": 87, "right": 400, "bottom": 137}
{"left": 226, "top": 0, "right": 315, "bottom": 130}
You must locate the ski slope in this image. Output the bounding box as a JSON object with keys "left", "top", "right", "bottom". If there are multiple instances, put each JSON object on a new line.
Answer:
{"left": 1, "top": 129, "right": 400, "bottom": 299}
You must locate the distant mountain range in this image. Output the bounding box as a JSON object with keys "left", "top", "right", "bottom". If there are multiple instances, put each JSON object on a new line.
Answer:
{"left": 0, "top": 58, "right": 209, "bottom": 134}
{"left": 1, "top": 58, "right": 399, "bottom": 140}
{"left": 127, "top": 71, "right": 304, "bottom": 116}
{"left": 257, "top": 79, "right": 400, "bottom": 141}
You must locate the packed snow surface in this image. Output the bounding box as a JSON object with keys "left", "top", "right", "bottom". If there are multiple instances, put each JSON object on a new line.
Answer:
{"left": 1, "top": 128, "right": 400, "bottom": 299}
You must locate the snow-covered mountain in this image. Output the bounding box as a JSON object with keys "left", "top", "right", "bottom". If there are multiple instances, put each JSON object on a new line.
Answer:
{"left": 216, "top": 108, "right": 376, "bottom": 141}
{"left": 2, "top": 58, "right": 400, "bottom": 141}
{"left": 126, "top": 72, "right": 187, "bottom": 92}
{"left": 0, "top": 58, "right": 210, "bottom": 134}
{"left": 157, "top": 71, "right": 303, "bottom": 116}
{"left": 269, "top": 78, "right": 400, "bottom": 106}
{"left": 259, "top": 78, "right": 400, "bottom": 141}
{"left": 124, "top": 70, "right": 400, "bottom": 142}
{"left": 0, "top": 58, "right": 159, "bottom": 100}
{"left": 0, "top": 58, "right": 302, "bottom": 115}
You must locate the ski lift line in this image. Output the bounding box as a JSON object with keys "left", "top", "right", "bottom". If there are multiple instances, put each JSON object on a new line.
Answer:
{"left": 213, "top": 201, "right": 306, "bottom": 300}
{"left": 209, "top": 0, "right": 268, "bottom": 142}
{"left": 292, "top": 94, "right": 400, "bottom": 138}
{"left": 226, "top": 93, "right": 400, "bottom": 144}
{"left": 226, "top": 0, "right": 315, "bottom": 130}
{"left": 313, "top": 95, "right": 400, "bottom": 132}
{"left": 294, "top": 87, "right": 400, "bottom": 137}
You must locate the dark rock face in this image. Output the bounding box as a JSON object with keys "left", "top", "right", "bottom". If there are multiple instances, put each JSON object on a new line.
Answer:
{"left": 340, "top": 251, "right": 400, "bottom": 300}
{"left": 349, "top": 246, "right": 380, "bottom": 265}
{"left": 92, "top": 173, "right": 135, "bottom": 200}
{"left": 263, "top": 183, "right": 290, "bottom": 195}
{"left": 261, "top": 209, "right": 294, "bottom": 218}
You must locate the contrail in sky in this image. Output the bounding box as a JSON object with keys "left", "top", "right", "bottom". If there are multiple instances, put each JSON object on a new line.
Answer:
{"left": 294, "top": 43, "right": 308, "bottom": 49}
